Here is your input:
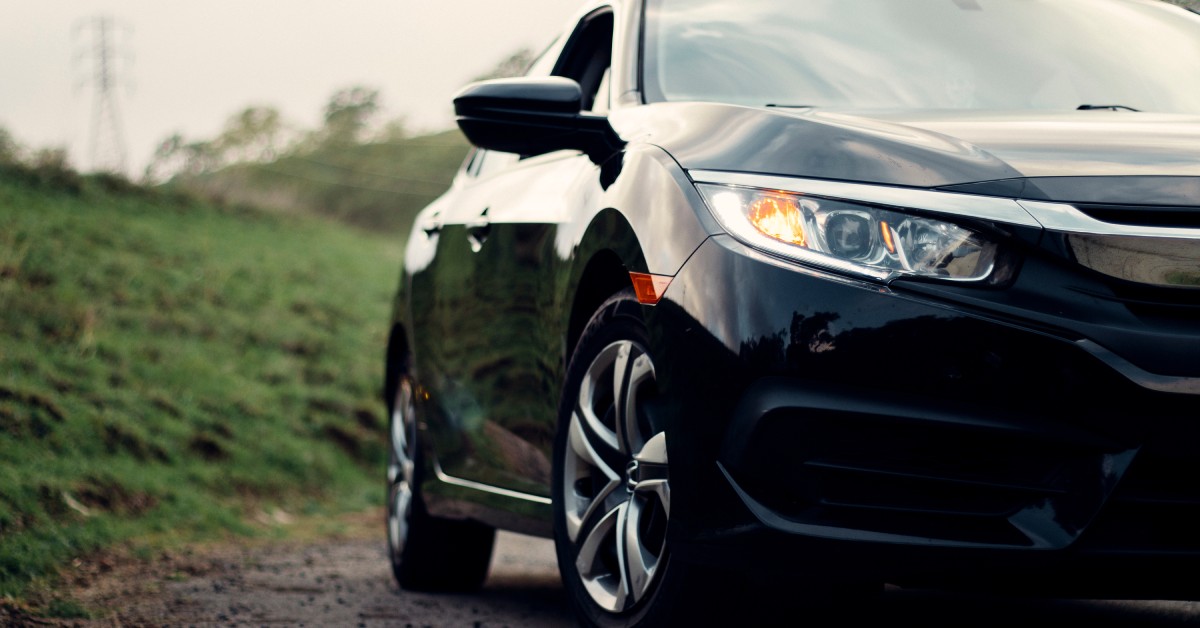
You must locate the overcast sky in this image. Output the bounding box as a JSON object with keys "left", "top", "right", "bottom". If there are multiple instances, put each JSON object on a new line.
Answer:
{"left": 0, "top": 1, "right": 580, "bottom": 175}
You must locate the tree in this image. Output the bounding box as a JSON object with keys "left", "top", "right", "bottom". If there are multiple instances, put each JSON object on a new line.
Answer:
{"left": 0, "top": 126, "right": 20, "bottom": 165}
{"left": 216, "top": 106, "right": 283, "bottom": 162}
{"left": 322, "top": 86, "right": 380, "bottom": 144}
{"left": 375, "top": 116, "right": 409, "bottom": 143}
{"left": 143, "top": 133, "right": 223, "bottom": 181}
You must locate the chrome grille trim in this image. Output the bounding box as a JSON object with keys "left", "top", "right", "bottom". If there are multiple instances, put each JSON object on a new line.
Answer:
{"left": 1019, "top": 200, "right": 1200, "bottom": 240}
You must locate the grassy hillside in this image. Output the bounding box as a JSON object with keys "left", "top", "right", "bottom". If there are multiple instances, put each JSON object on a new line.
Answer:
{"left": 0, "top": 165, "right": 400, "bottom": 611}
{"left": 177, "top": 129, "right": 470, "bottom": 233}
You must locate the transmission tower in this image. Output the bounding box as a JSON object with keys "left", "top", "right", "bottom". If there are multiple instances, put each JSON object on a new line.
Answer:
{"left": 75, "top": 15, "right": 132, "bottom": 174}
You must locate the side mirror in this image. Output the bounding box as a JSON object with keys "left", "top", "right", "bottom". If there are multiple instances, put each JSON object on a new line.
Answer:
{"left": 453, "top": 77, "right": 623, "bottom": 164}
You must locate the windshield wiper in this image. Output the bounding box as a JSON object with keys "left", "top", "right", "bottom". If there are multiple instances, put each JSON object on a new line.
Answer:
{"left": 765, "top": 104, "right": 816, "bottom": 109}
{"left": 1078, "top": 104, "right": 1140, "bottom": 112}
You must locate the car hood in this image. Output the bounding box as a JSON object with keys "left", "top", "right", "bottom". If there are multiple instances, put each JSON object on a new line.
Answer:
{"left": 835, "top": 109, "right": 1200, "bottom": 178}
{"left": 619, "top": 103, "right": 1200, "bottom": 205}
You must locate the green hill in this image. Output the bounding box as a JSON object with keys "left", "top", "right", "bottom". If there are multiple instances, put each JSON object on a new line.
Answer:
{"left": 0, "top": 165, "right": 400, "bottom": 612}
{"left": 175, "top": 129, "right": 470, "bottom": 234}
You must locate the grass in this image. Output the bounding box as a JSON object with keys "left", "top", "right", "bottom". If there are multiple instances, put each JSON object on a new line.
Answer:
{"left": 0, "top": 165, "right": 402, "bottom": 611}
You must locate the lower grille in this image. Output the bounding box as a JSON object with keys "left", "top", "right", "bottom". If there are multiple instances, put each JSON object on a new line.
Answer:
{"left": 1081, "top": 425, "right": 1200, "bottom": 553}
{"left": 725, "top": 402, "right": 1135, "bottom": 549}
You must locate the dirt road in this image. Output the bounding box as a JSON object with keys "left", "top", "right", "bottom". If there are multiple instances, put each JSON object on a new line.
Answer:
{"left": 60, "top": 530, "right": 571, "bottom": 627}
{"left": 44, "top": 517, "right": 1200, "bottom": 627}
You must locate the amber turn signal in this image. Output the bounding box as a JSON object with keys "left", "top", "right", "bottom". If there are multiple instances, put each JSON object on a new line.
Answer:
{"left": 880, "top": 220, "right": 897, "bottom": 254}
{"left": 630, "top": 272, "right": 673, "bottom": 305}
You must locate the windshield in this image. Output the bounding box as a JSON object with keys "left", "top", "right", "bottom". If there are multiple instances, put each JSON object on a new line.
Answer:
{"left": 643, "top": 0, "right": 1200, "bottom": 113}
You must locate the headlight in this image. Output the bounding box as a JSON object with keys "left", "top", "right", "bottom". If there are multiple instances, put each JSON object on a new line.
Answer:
{"left": 697, "top": 184, "right": 1001, "bottom": 283}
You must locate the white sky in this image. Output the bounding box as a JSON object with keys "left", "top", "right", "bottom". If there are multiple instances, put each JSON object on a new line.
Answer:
{"left": 0, "top": 1, "right": 581, "bottom": 175}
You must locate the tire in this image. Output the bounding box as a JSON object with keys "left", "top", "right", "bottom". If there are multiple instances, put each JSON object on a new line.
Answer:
{"left": 553, "top": 291, "right": 886, "bottom": 626}
{"left": 387, "top": 376, "right": 496, "bottom": 591}
{"left": 553, "top": 289, "right": 695, "bottom": 627}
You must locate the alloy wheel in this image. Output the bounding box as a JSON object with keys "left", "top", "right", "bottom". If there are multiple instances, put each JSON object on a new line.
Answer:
{"left": 562, "top": 339, "right": 670, "bottom": 614}
{"left": 387, "top": 379, "right": 417, "bottom": 559}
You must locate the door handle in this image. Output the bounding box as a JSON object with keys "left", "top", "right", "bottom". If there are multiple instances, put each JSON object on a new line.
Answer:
{"left": 466, "top": 209, "right": 491, "bottom": 252}
{"left": 421, "top": 211, "right": 443, "bottom": 237}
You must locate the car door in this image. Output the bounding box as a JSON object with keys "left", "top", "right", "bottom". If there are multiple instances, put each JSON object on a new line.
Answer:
{"left": 414, "top": 7, "right": 617, "bottom": 498}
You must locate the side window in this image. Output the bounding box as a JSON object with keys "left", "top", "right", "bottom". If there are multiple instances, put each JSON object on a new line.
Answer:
{"left": 554, "top": 10, "right": 614, "bottom": 114}
{"left": 464, "top": 148, "right": 482, "bottom": 178}
{"left": 592, "top": 68, "right": 612, "bottom": 115}
{"left": 526, "top": 38, "right": 560, "bottom": 78}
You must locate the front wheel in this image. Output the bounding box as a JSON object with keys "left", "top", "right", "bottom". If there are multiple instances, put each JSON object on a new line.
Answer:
{"left": 553, "top": 290, "right": 687, "bottom": 627}
{"left": 552, "top": 292, "right": 883, "bottom": 626}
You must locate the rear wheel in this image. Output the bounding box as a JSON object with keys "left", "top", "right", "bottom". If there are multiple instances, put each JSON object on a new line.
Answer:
{"left": 387, "top": 377, "right": 495, "bottom": 591}
{"left": 553, "top": 291, "right": 689, "bottom": 627}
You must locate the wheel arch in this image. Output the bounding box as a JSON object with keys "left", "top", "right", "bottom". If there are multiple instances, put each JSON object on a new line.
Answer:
{"left": 563, "top": 200, "right": 650, "bottom": 362}
{"left": 566, "top": 249, "right": 634, "bottom": 363}
{"left": 560, "top": 143, "right": 716, "bottom": 366}
{"left": 383, "top": 322, "right": 411, "bottom": 412}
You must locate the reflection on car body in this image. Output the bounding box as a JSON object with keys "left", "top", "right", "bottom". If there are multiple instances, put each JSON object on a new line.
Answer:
{"left": 383, "top": 1, "right": 1200, "bottom": 625}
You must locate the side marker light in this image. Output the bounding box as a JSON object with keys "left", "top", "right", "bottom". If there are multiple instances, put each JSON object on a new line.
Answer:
{"left": 629, "top": 272, "right": 673, "bottom": 305}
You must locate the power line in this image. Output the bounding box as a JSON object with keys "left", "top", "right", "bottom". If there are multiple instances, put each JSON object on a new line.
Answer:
{"left": 287, "top": 154, "right": 454, "bottom": 188}
{"left": 257, "top": 164, "right": 449, "bottom": 197}
{"left": 74, "top": 15, "right": 132, "bottom": 175}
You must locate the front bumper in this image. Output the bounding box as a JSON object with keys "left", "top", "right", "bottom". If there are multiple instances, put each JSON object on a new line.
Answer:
{"left": 648, "top": 235, "right": 1200, "bottom": 592}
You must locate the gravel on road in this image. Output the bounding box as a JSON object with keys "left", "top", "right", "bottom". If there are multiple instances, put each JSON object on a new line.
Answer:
{"left": 25, "top": 508, "right": 1200, "bottom": 627}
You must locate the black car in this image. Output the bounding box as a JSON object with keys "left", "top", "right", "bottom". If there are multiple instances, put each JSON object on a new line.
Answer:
{"left": 383, "top": 0, "right": 1200, "bottom": 624}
